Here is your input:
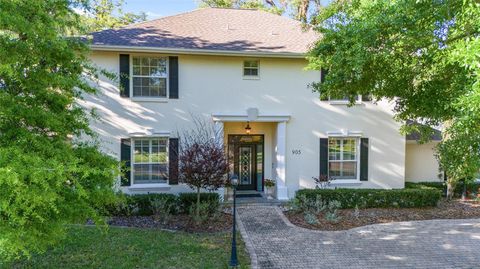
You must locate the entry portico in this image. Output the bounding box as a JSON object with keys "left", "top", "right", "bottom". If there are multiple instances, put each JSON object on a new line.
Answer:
{"left": 212, "top": 108, "right": 290, "bottom": 200}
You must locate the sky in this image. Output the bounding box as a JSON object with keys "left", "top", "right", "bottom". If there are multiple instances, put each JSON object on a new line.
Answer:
{"left": 124, "top": 0, "right": 198, "bottom": 19}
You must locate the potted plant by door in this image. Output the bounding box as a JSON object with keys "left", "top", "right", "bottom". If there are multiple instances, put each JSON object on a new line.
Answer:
{"left": 264, "top": 179, "right": 275, "bottom": 199}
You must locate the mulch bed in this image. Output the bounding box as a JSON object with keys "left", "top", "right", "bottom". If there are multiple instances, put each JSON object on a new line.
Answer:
{"left": 285, "top": 199, "right": 480, "bottom": 231}
{"left": 103, "top": 213, "right": 233, "bottom": 233}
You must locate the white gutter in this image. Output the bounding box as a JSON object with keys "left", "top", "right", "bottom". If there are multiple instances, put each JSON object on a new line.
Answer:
{"left": 90, "top": 44, "right": 307, "bottom": 59}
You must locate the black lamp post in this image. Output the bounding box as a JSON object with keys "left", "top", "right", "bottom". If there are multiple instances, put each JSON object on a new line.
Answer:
{"left": 229, "top": 174, "right": 239, "bottom": 268}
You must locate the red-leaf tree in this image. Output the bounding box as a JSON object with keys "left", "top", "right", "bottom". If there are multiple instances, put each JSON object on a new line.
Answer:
{"left": 178, "top": 118, "right": 229, "bottom": 219}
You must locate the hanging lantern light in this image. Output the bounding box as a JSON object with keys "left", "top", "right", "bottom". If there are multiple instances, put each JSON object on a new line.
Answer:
{"left": 245, "top": 122, "right": 251, "bottom": 134}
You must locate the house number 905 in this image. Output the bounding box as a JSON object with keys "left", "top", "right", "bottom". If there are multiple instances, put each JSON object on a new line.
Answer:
{"left": 292, "top": 149, "right": 301, "bottom": 155}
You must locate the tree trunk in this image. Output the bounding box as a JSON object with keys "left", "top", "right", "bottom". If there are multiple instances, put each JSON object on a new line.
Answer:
{"left": 446, "top": 178, "right": 456, "bottom": 200}
{"left": 196, "top": 187, "right": 201, "bottom": 222}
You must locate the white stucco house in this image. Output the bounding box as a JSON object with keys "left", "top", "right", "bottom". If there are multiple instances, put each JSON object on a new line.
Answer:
{"left": 83, "top": 8, "right": 442, "bottom": 200}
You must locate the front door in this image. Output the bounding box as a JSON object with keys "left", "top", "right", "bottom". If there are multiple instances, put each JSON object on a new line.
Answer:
{"left": 228, "top": 135, "right": 264, "bottom": 191}
{"left": 234, "top": 144, "right": 256, "bottom": 190}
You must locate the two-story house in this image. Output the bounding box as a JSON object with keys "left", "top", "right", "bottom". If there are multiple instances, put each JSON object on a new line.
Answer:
{"left": 84, "top": 8, "right": 442, "bottom": 200}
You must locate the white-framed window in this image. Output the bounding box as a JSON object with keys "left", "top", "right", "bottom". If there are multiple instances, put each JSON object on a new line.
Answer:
{"left": 328, "top": 137, "right": 359, "bottom": 180}
{"left": 131, "top": 56, "right": 168, "bottom": 98}
{"left": 132, "top": 138, "right": 168, "bottom": 184}
{"left": 243, "top": 60, "right": 259, "bottom": 77}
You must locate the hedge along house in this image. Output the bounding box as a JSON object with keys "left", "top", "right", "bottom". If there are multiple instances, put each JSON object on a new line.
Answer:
{"left": 82, "top": 8, "right": 442, "bottom": 200}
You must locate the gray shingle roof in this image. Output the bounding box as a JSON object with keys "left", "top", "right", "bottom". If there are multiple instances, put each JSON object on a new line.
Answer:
{"left": 91, "top": 8, "right": 318, "bottom": 54}
{"left": 406, "top": 120, "right": 442, "bottom": 141}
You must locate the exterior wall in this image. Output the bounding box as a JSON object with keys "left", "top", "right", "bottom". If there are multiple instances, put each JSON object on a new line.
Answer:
{"left": 83, "top": 50, "right": 407, "bottom": 198}
{"left": 405, "top": 142, "right": 442, "bottom": 182}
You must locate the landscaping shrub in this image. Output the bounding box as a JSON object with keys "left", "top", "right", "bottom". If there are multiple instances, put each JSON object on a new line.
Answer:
{"left": 406, "top": 181, "right": 480, "bottom": 198}
{"left": 151, "top": 197, "right": 177, "bottom": 223}
{"left": 179, "top": 192, "right": 220, "bottom": 213}
{"left": 295, "top": 188, "right": 442, "bottom": 209}
{"left": 110, "top": 193, "right": 178, "bottom": 216}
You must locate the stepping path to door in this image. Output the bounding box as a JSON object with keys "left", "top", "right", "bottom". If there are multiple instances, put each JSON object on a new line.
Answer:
{"left": 237, "top": 206, "right": 480, "bottom": 269}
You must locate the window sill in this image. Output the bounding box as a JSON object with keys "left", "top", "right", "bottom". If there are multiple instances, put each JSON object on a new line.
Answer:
{"left": 329, "top": 101, "right": 364, "bottom": 106}
{"left": 242, "top": 76, "right": 260, "bottom": 80}
{"left": 330, "top": 179, "right": 362, "bottom": 185}
{"left": 128, "top": 184, "right": 171, "bottom": 191}
{"left": 130, "top": 97, "right": 169, "bottom": 103}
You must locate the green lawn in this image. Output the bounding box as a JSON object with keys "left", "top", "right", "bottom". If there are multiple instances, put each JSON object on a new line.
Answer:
{"left": 6, "top": 226, "right": 250, "bottom": 269}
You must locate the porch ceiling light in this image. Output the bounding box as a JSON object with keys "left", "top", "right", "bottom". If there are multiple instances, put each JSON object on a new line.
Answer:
{"left": 245, "top": 122, "right": 251, "bottom": 134}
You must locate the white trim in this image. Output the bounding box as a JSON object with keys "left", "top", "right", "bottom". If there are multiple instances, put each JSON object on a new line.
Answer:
{"left": 329, "top": 100, "right": 364, "bottom": 106}
{"left": 91, "top": 44, "right": 307, "bottom": 58}
{"left": 327, "top": 130, "right": 363, "bottom": 137}
{"left": 330, "top": 180, "right": 362, "bottom": 185}
{"left": 327, "top": 95, "right": 365, "bottom": 105}
{"left": 130, "top": 97, "right": 169, "bottom": 103}
{"left": 276, "top": 121, "right": 289, "bottom": 200}
{"left": 128, "top": 184, "right": 171, "bottom": 190}
{"left": 212, "top": 113, "right": 290, "bottom": 122}
{"left": 129, "top": 131, "right": 171, "bottom": 137}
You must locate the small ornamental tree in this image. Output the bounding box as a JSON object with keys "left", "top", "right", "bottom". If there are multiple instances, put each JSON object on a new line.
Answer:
{"left": 178, "top": 118, "right": 229, "bottom": 220}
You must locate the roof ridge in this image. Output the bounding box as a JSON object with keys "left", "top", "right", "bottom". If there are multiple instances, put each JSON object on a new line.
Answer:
{"left": 207, "top": 7, "right": 259, "bottom": 11}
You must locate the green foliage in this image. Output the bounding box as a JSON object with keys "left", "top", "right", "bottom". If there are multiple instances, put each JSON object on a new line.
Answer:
{"left": 179, "top": 193, "right": 220, "bottom": 214}
{"left": 109, "top": 193, "right": 178, "bottom": 216}
{"left": 324, "top": 200, "right": 341, "bottom": 222}
{"left": 108, "top": 193, "right": 221, "bottom": 218}
{"left": 289, "top": 194, "right": 342, "bottom": 223}
{"left": 406, "top": 181, "right": 480, "bottom": 198}
{"left": 81, "top": 0, "right": 147, "bottom": 32}
{"left": 199, "top": 0, "right": 285, "bottom": 15}
{"left": 188, "top": 201, "right": 213, "bottom": 224}
{"left": 0, "top": 0, "right": 119, "bottom": 260}
{"left": 296, "top": 188, "right": 442, "bottom": 209}
{"left": 303, "top": 212, "right": 319, "bottom": 225}
{"left": 308, "top": 0, "right": 480, "bottom": 194}
{"left": 150, "top": 197, "right": 176, "bottom": 223}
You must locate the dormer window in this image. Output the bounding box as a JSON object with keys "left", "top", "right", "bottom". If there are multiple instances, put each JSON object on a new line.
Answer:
{"left": 243, "top": 60, "right": 259, "bottom": 77}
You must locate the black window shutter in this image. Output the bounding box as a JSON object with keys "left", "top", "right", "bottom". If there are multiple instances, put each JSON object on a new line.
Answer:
{"left": 169, "top": 56, "right": 179, "bottom": 99}
{"left": 119, "top": 54, "right": 130, "bottom": 97}
{"left": 319, "top": 138, "right": 328, "bottom": 178}
{"left": 169, "top": 138, "right": 179, "bottom": 185}
{"left": 360, "top": 138, "right": 369, "bottom": 181}
{"left": 320, "top": 68, "right": 329, "bottom": 101}
{"left": 120, "top": 138, "right": 131, "bottom": 186}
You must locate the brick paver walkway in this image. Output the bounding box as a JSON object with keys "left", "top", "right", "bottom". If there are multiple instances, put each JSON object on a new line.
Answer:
{"left": 237, "top": 206, "right": 480, "bottom": 269}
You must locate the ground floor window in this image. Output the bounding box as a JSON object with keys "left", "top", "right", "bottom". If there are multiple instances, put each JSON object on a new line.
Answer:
{"left": 132, "top": 138, "right": 168, "bottom": 184}
{"left": 328, "top": 137, "right": 359, "bottom": 180}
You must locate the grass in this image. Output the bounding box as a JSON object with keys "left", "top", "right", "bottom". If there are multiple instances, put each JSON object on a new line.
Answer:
{"left": 6, "top": 226, "right": 251, "bottom": 269}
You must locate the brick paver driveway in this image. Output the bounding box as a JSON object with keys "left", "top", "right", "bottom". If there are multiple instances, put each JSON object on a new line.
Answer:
{"left": 237, "top": 206, "right": 480, "bottom": 269}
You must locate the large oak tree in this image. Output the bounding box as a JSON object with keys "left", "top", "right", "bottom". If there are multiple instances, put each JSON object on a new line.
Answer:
{"left": 0, "top": 0, "right": 122, "bottom": 261}
{"left": 308, "top": 0, "right": 480, "bottom": 197}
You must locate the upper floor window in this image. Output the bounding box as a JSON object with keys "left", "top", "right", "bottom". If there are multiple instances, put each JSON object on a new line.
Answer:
{"left": 328, "top": 137, "right": 359, "bottom": 180}
{"left": 132, "top": 138, "right": 168, "bottom": 184}
{"left": 243, "top": 60, "right": 259, "bottom": 77}
{"left": 132, "top": 56, "right": 168, "bottom": 98}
